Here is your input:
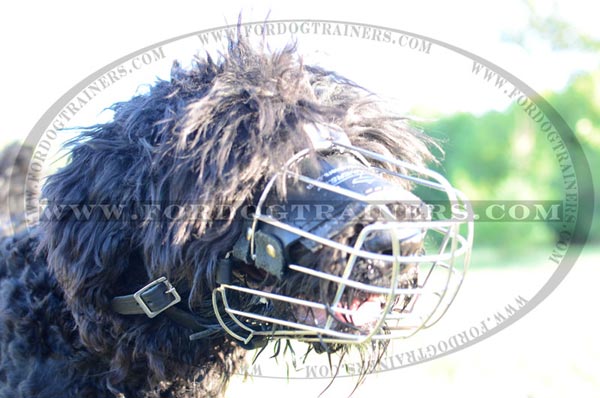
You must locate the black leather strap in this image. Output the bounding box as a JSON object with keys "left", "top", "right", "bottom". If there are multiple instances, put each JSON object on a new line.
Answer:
{"left": 111, "top": 277, "right": 181, "bottom": 318}
{"left": 111, "top": 273, "right": 268, "bottom": 348}
{"left": 111, "top": 277, "right": 223, "bottom": 340}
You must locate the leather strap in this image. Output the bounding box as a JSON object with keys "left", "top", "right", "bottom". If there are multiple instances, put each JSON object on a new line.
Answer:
{"left": 111, "top": 276, "right": 223, "bottom": 340}
{"left": 111, "top": 273, "right": 267, "bottom": 348}
{"left": 111, "top": 277, "right": 181, "bottom": 318}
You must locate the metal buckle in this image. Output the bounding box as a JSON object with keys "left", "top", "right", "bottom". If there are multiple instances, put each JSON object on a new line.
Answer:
{"left": 133, "top": 277, "right": 181, "bottom": 318}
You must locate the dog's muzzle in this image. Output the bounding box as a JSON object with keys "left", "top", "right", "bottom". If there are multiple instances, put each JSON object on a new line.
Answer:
{"left": 212, "top": 125, "right": 473, "bottom": 346}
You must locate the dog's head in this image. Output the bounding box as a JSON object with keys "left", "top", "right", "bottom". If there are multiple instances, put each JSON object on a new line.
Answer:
{"left": 39, "top": 37, "right": 471, "bottom": 391}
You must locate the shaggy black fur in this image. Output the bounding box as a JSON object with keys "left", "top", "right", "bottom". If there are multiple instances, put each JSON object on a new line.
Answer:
{"left": 0, "top": 37, "right": 434, "bottom": 397}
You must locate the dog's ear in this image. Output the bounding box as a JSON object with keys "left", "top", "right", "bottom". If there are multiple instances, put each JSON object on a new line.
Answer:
{"left": 38, "top": 133, "right": 142, "bottom": 355}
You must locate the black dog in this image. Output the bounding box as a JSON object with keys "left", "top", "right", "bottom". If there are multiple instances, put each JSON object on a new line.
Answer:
{"left": 0, "top": 37, "right": 465, "bottom": 398}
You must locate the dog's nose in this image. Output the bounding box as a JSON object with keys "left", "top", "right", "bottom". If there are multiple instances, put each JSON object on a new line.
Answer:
{"left": 362, "top": 227, "right": 424, "bottom": 257}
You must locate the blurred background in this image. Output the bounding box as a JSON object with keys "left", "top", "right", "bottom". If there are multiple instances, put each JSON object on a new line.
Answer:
{"left": 1, "top": 0, "right": 598, "bottom": 397}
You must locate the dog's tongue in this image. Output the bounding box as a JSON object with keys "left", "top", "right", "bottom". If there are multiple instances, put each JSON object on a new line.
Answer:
{"left": 348, "top": 297, "right": 384, "bottom": 327}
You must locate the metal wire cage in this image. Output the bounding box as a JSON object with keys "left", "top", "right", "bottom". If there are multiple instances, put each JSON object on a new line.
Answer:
{"left": 212, "top": 140, "right": 473, "bottom": 346}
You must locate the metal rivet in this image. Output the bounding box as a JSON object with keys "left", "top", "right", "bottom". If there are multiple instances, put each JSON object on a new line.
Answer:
{"left": 266, "top": 244, "right": 277, "bottom": 258}
{"left": 246, "top": 228, "right": 253, "bottom": 241}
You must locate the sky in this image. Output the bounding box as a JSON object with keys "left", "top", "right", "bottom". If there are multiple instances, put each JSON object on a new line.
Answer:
{"left": 1, "top": 0, "right": 598, "bottom": 149}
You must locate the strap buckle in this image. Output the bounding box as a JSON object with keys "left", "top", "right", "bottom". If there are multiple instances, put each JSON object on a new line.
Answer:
{"left": 133, "top": 277, "right": 181, "bottom": 318}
